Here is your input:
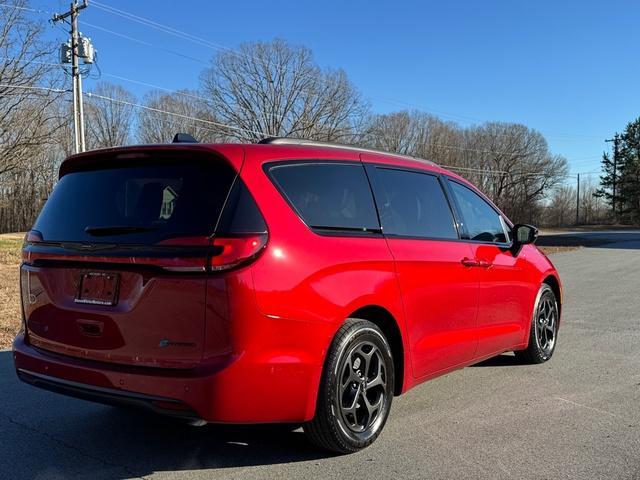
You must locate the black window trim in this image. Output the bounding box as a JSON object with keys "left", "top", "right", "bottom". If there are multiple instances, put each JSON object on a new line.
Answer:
{"left": 263, "top": 159, "right": 383, "bottom": 238}
{"left": 263, "top": 159, "right": 514, "bottom": 246}
{"left": 443, "top": 176, "right": 514, "bottom": 248}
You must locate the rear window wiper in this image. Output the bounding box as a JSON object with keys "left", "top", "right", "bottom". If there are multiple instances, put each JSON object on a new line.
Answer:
{"left": 85, "top": 225, "right": 159, "bottom": 237}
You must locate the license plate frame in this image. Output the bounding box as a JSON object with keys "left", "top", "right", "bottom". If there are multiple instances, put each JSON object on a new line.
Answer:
{"left": 75, "top": 272, "right": 120, "bottom": 306}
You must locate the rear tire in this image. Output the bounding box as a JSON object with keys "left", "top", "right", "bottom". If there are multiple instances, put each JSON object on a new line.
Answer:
{"left": 515, "top": 283, "right": 559, "bottom": 364}
{"left": 304, "top": 319, "right": 394, "bottom": 453}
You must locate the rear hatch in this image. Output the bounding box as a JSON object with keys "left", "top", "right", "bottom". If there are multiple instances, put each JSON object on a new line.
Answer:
{"left": 21, "top": 147, "right": 239, "bottom": 369}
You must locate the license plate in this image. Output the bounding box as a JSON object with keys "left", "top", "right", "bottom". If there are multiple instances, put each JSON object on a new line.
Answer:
{"left": 75, "top": 272, "right": 119, "bottom": 306}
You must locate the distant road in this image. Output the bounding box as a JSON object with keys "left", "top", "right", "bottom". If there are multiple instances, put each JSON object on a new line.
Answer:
{"left": 1, "top": 232, "right": 639, "bottom": 479}
{"left": 538, "top": 228, "right": 640, "bottom": 250}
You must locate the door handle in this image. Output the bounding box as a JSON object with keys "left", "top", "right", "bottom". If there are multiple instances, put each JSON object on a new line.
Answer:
{"left": 477, "top": 259, "right": 493, "bottom": 269}
{"left": 461, "top": 257, "right": 479, "bottom": 267}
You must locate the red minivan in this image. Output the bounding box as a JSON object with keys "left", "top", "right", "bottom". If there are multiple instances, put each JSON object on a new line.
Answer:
{"left": 13, "top": 137, "right": 562, "bottom": 453}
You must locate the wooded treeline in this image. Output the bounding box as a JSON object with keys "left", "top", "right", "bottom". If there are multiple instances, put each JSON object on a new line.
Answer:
{"left": 0, "top": 2, "right": 618, "bottom": 233}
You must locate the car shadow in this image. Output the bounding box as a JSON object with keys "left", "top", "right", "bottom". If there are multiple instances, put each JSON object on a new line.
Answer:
{"left": 470, "top": 352, "right": 523, "bottom": 367}
{"left": 0, "top": 351, "right": 334, "bottom": 479}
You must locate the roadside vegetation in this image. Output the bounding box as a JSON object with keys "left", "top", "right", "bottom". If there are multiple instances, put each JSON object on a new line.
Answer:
{"left": 0, "top": 235, "right": 22, "bottom": 349}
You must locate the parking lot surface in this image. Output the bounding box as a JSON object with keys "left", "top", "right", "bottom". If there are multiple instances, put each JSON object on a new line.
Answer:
{"left": 1, "top": 231, "right": 639, "bottom": 479}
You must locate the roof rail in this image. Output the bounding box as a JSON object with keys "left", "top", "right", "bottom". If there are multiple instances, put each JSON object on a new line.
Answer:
{"left": 257, "top": 137, "right": 437, "bottom": 166}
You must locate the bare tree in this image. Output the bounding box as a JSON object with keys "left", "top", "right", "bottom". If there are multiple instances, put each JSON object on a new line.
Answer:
{"left": 200, "top": 39, "right": 368, "bottom": 142}
{"left": 137, "top": 90, "right": 225, "bottom": 144}
{"left": 362, "top": 110, "right": 463, "bottom": 162}
{"left": 84, "top": 82, "right": 136, "bottom": 149}
{"left": 442, "top": 122, "right": 568, "bottom": 223}
{"left": 579, "top": 176, "right": 609, "bottom": 225}
{"left": 0, "top": 0, "right": 64, "bottom": 177}
{"left": 361, "top": 112, "right": 568, "bottom": 223}
{"left": 542, "top": 186, "right": 576, "bottom": 227}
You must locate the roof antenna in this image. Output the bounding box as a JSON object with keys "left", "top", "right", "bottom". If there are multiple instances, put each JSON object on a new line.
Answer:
{"left": 172, "top": 133, "right": 199, "bottom": 143}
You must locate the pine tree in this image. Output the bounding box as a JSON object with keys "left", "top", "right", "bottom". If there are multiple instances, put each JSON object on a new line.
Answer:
{"left": 595, "top": 150, "right": 619, "bottom": 214}
{"left": 618, "top": 118, "right": 640, "bottom": 223}
{"left": 597, "top": 118, "right": 640, "bottom": 224}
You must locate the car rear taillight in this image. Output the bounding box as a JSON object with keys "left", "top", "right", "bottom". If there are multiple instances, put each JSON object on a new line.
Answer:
{"left": 24, "top": 230, "right": 43, "bottom": 243}
{"left": 209, "top": 233, "right": 268, "bottom": 271}
{"left": 22, "top": 230, "right": 43, "bottom": 262}
{"left": 19, "top": 266, "right": 34, "bottom": 337}
{"left": 157, "top": 234, "right": 267, "bottom": 271}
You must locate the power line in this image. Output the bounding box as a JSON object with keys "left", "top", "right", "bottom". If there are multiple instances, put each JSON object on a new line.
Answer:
{"left": 0, "top": 80, "right": 597, "bottom": 176}
{"left": 3, "top": 86, "right": 599, "bottom": 180}
{"left": 9, "top": 0, "right": 607, "bottom": 143}
{"left": 91, "top": 1, "right": 235, "bottom": 54}
{"left": 83, "top": 91, "right": 273, "bottom": 138}
{"left": 441, "top": 165, "right": 549, "bottom": 178}
{"left": 0, "top": 2, "right": 48, "bottom": 13}
{"left": 80, "top": 21, "right": 208, "bottom": 65}
{"left": 0, "top": 56, "right": 609, "bottom": 167}
{"left": 76, "top": 16, "right": 488, "bottom": 125}
{"left": 87, "top": 1, "right": 604, "bottom": 141}
{"left": 1, "top": 80, "right": 602, "bottom": 178}
{"left": 0, "top": 83, "right": 68, "bottom": 94}
{"left": 99, "top": 72, "right": 212, "bottom": 104}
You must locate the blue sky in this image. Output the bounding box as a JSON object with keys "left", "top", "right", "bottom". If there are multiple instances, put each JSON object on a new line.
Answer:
{"left": 35, "top": 0, "right": 640, "bottom": 176}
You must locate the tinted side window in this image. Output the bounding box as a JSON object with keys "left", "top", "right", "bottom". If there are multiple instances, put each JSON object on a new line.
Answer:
{"left": 374, "top": 168, "right": 458, "bottom": 239}
{"left": 217, "top": 179, "right": 267, "bottom": 234}
{"left": 448, "top": 181, "right": 509, "bottom": 243}
{"left": 269, "top": 163, "right": 379, "bottom": 232}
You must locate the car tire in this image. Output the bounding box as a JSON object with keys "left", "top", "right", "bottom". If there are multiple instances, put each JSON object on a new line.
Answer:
{"left": 515, "top": 283, "right": 559, "bottom": 364}
{"left": 304, "top": 318, "right": 394, "bottom": 453}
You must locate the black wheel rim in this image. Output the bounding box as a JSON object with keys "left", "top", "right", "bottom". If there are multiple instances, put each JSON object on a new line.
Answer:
{"left": 337, "top": 340, "right": 388, "bottom": 434}
{"left": 535, "top": 292, "right": 557, "bottom": 356}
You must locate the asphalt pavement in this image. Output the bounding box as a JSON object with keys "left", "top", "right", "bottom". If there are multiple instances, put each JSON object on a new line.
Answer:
{"left": 1, "top": 230, "right": 639, "bottom": 479}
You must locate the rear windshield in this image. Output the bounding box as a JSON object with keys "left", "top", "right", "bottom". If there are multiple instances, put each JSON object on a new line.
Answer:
{"left": 33, "top": 155, "right": 236, "bottom": 244}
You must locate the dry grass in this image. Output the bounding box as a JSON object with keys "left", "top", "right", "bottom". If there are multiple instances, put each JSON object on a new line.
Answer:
{"left": 0, "top": 234, "right": 23, "bottom": 349}
{"left": 538, "top": 245, "right": 582, "bottom": 255}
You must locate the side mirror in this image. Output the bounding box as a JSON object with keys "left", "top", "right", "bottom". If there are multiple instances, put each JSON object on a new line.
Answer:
{"left": 512, "top": 224, "right": 538, "bottom": 254}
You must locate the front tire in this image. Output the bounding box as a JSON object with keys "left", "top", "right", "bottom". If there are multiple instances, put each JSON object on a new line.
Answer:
{"left": 304, "top": 319, "right": 394, "bottom": 453}
{"left": 515, "top": 283, "right": 559, "bottom": 364}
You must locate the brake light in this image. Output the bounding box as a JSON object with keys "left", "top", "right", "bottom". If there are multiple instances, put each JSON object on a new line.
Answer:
{"left": 209, "top": 233, "right": 268, "bottom": 271}
{"left": 24, "top": 230, "right": 43, "bottom": 243}
{"left": 22, "top": 230, "right": 43, "bottom": 262}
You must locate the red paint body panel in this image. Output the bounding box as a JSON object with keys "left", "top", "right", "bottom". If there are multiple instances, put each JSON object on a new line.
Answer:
{"left": 384, "top": 238, "right": 479, "bottom": 378}
{"left": 13, "top": 142, "right": 562, "bottom": 423}
{"left": 22, "top": 264, "right": 207, "bottom": 368}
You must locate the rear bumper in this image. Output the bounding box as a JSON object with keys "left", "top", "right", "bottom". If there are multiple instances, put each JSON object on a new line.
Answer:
{"left": 16, "top": 368, "right": 201, "bottom": 421}
{"left": 12, "top": 332, "right": 323, "bottom": 423}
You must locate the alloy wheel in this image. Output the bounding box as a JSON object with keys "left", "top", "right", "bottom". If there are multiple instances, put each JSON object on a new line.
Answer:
{"left": 337, "top": 340, "right": 388, "bottom": 433}
{"left": 535, "top": 292, "right": 557, "bottom": 355}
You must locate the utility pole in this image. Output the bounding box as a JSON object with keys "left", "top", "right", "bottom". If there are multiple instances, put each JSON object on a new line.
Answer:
{"left": 605, "top": 134, "right": 620, "bottom": 218}
{"left": 52, "top": 1, "right": 89, "bottom": 154}
{"left": 576, "top": 173, "right": 580, "bottom": 225}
